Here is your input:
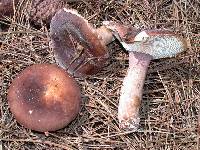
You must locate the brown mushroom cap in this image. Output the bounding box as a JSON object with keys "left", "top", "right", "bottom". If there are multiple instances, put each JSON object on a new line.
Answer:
{"left": 7, "top": 64, "right": 81, "bottom": 132}
{"left": 0, "top": 0, "right": 19, "bottom": 19}
{"left": 50, "top": 8, "right": 109, "bottom": 77}
{"left": 30, "top": 0, "right": 67, "bottom": 25}
{"left": 0, "top": 0, "right": 67, "bottom": 25}
{"left": 103, "top": 21, "right": 140, "bottom": 44}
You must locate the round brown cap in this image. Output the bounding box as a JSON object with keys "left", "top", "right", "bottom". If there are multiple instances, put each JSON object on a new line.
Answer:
{"left": 7, "top": 64, "right": 81, "bottom": 132}
{"left": 50, "top": 8, "right": 109, "bottom": 77}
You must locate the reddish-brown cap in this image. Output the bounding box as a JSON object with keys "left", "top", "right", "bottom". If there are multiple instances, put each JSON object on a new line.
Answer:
{"left": 104, "top": 23, "right": 187, "bottom": 60}
{"left": 50, "top": 8, "right": 109, "bottom": 77}
{"left": 30, "top": 0, "right": 67, "bottom": 25}
{"left": 7, "top": 64, "right": 81, "bottom": 132}
{"left": 0, "top": 0, "right": 19, "bottom": 19}
{"left": 103, "top": 21, "right": 140, "bottom": 44}
{"left": 0, "top": 0, "right": 67, "bottom": 25}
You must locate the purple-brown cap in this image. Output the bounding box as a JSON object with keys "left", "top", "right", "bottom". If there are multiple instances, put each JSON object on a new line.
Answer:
{"left": 50, "top": 8, "right": 110, "bottom": 77}
{"left": 0, "top": 0, "right": 67, "bottom": 25}
{"left": 30, "top": 0, "right": 67, "bottom": 25}
{"left": 0, "top": 0, "right": 19, "bottom": 19}
{"left": 7, "top": 64, "right": 81, "bottom": 132}
{"left": 104, "top": 21, "right": 187, "bottom": 59}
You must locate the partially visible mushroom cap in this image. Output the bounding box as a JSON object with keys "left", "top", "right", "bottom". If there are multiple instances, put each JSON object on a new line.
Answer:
{"left": 0, "top": 0, "right": 67, "bottom": 25}
{"left": 0, "top": 0, "right": 19, "bottom": 19}
{"left": 30, "top": 0, "right": 68, "bottom": 25}
{"left": 122, "top": 30, "right": 187, "bottom": 59}
{"left": 103, "top": 21, "right": 140, "bottom": 44}
{"left": 104, "top": 23, "right": 187, "bottom": 60}
{"left": 7, "top": 64, "right": 81, "bottom": 132}
{"left": 104, "top": 22, "right": 187, "bottom": 59}
{"left": 50, "top": 8, "right": 109, "bottom": 77}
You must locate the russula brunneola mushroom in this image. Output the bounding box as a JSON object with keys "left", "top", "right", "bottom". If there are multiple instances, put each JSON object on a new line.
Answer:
{"left": 105, "top": 22, "right": 187, "bottom": 131}
{"left": 7, "top": 64, "right": 81, "bottom": 132}
{"left": 50, "top": 8, "right": 114, "bottom": 77}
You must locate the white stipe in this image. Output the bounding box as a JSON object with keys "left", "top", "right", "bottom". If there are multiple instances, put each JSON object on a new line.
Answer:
{"left": 134, "top": 31, "right": 149, "bottom": 42}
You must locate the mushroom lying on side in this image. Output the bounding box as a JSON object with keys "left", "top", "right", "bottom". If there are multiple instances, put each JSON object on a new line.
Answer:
{"left": 105, "top": 22, "right": 187, "bottom": 131}
{"left": 50, "top": 8, "right": 113, "bottom": 77}
{"left": 7, "top": 64, "right": 81, "bottom": 132}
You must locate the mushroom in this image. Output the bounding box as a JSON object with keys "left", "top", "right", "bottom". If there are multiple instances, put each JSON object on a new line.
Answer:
{"left": 7, "top": 64, "right": 81, "bottom": 132}
{"left": 104, "top": 22, "right": 187, "bottom": 131}
{"left": 50, "top": 8, "right": 113, "bottom": 77}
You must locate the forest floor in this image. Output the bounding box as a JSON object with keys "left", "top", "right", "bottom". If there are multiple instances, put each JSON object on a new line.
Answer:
{"left": 0, "top": 0, "right": 200, "bottom": 149}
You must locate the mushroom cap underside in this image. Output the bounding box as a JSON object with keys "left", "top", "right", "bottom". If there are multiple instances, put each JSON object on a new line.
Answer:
{"left": 121, "top": 30, "right": 187, "bottom": 59}
{"left": 105, "top": 25, "right": 187, "bottom": 59}
{"left": 7, "top": 64, "right": 81, "bottom": 132}
{"left": 50, "top": 8, "right": 109, "bottom": 77}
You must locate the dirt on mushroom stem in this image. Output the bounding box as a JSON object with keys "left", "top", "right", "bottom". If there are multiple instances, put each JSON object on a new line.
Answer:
{"left": 104, "top": 21, "right": 187, "bottom": 131}
{"left": 118, "top": 52, "right": 153, "bottom": 130}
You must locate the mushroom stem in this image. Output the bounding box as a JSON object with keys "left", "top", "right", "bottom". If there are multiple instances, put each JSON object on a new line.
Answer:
{"left": 118, "top": 52, "right": 153, "bottom": 131}
{"left": 96, "top": 26, "right": 114, "bottom": 45}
